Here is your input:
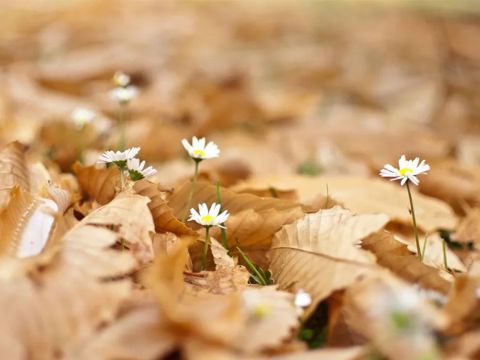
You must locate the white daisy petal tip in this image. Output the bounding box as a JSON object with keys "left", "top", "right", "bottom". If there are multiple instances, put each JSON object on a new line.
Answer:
{"left": 97, "top": 147, "right": 141, "bottom": 166}
{"left": 109, "top": 85, "right": 138, "bottom": 105}
{"left": 380, "top": 155, "right": 430, "bottom": 186}
{"left": 126, "top": 157, "right": 157, "bottom": 180}
{"left": 182, "top": 136, "right": 220, "bottom": 160}
{"left": 188, "top": 202, "right": 229, "bottom": 228}
{"left": 71, "top": 107, "right": 96, "bottom": 129}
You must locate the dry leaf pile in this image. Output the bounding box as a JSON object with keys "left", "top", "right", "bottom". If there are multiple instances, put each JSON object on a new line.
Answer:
{"left": 1, "top": 1, "right": 480, "bottom": 359}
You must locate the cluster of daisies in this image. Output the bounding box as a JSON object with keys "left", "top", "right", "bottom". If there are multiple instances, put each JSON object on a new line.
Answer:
{"left": 97, "top": 146, "right": 156, "bottom": 182}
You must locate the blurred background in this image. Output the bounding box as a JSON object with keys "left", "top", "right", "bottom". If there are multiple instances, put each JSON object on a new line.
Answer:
{"left": 1, "top": 0, "right": 479, "bottom": 210}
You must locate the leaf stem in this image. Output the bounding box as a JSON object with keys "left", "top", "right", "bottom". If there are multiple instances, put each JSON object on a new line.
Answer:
{"left": 406, "top": 182, "right": 422, "bottom": 260}
{"left": 201, "top": 226, "right": 210, "bottom": 271}
{"left": 119, "top": 166, "right": 125, "bottom": 191}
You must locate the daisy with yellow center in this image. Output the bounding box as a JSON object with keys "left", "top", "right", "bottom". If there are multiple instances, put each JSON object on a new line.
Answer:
{"left": 181, "top": 136, "right": 220, "bottom": 221}
{"left": 188, "top": 202, "right": 229, "bottom": 270}
{"left": 380, "top": 155, "right": 430, "bottom": 186}
{"left": 380, "top": 155, "right": 430, "bottom": 259}
{"left": 97, "top": 147, "right": 141, "bottom": 190}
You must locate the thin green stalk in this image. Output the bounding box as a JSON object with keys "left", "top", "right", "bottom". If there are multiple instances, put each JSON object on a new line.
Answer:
{"left": 422, "top": 234, "right": 429, "bottom": 261}
{"left": 406, "top": 182, "right": 422, "bottom": 260}
{"left": 236, "top": 246, "right": 267, "bottom": 286}
{"left": 216, "top": 181, "right": 229, "bottom": 250}
{"left": 119, "top": 167, "right": 126, "bottom": 191}
{"left": 76, "top": 126, "right": 88, "bottom": 164}
{"left": 442, "top": 238, "right": 449, "bottom": 272}
{"left": 201, "top": 226, "right": 210, "bottom": 271}
{"left": 117, "top": 105, "right": 127, "bottom": 150}
{"left": 183, "top": 160, "right": 200, "bottom": 222}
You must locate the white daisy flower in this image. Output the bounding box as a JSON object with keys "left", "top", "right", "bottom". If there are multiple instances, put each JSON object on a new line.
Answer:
{"left": 242, "top": 289, "right": 272, "bottom": 318}
{"left": 71, "top": 107, "right": 95, "bottom": 129}
{"left": 126, "top": 158, "right": 157, "bottom": 180}
{"left": 97, "top": 147, "right": 140, "bottom": 166}
{"left": 380, "top": 155, "right": 430, "bottom": 186}
{"left": 294, "top": 289, "right": 312, "bottom": 308}
{"left": 182, "top": 136, "right": 220, "bottom": 160}
{"left": 109, "top": 86, "right": 138, "bottom": 105}
{"left": 113, "top": 71, "right": 131, "bottom": 87}
{"left": 188, "top": 202, "right": 229, "bottom": 228}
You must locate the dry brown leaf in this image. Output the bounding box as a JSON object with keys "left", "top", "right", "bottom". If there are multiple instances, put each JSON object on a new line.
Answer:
{"left": 0, "top": 202, "right": 137, "bottom": 359}
{"left": 341, "top": 275, "right": 444, "bottom": 360}
{"left": 134, "top": 179, "right": 195, "bottom": 236}
{"left": 81, "top": 192, "right": 155, "bottom": 264}
{"left": 268, "top": 346, "right": 365, "bottom": 360}
{"left": 0, "top": 141, "right": 29, "bottom": 210}
{"left": 235, "top": 175, "right": 457, "bottom": 232}
{"left": 70, "top": 303, "right": 177, "bottom": 360}
{"left": 0, "top": 186, "right": 71, "bottom": 259}
{"left": 73, "top": 163, "right": 119, "bottom": 205}
{"left": 362, "top": 231, "right": 452, "bottom": 293}
{"left": 184, "top": 239, "right": 250, "bottom": 296}
{"left": 269, "top": 207, "right": 388, "bottom": 315}
{"left": 168, "top": 180, "right": 305, "bottom": 266}
{"left": 454, "top": 208, "right": 480, "bottom": 246}
{"left": 236, "top": 286, "right": 300, "bottom": 354}
{"left": 419, "top": 161, "right": 480, "bottom": 214}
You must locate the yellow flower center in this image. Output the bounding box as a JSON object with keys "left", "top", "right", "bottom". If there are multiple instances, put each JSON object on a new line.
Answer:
{"left": 201, "top": 214, "right": 214, "bottom": 223}
{"left": 253, "top": 303, "right": 271, "bottom": 318}
{"left": 193, "top": 149, "right": 206, "bottom": 157}
{"left": 399, "top": 167, "right": 413, "bottom": 176}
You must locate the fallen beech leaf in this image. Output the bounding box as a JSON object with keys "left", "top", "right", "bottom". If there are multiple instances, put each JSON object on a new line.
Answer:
{"left": 419, "top": 161, "right": 480, "bottom": 214}
{"left": 269, "top": 207, "right": 388, "bottom": 314}
{"left": 0, "top": 202, "right": 136, "bottom": 358}
{"left": 341, "top": 275, "right": 445, "bottom": 360}
{"left": 444, "top": 274, "right": 480, "bottom": 334}
{"left": 236, "top": 286, "right": 299, "bottom": 354}
{"left": 70, "top": 303, "right": 177, "bottom": 360}
{"left": 454, "top": 208, "right": 480, "bottom": 246}
{"left": 134, "top": 179, "right": 195, "bottom": 236}
{"left": 0, "top": 141, "right": 29, "bottom": 210}
{"left": 82, "top": 192, "right": 155, "bottom": 264}
{"left": 168, "top": 180, "right": 305, "bottom": 266}
{"left": 73, "top": 163, "right": 120, "bottom": 205}
{"left": 0, "top": 186, "right": 71, "bottom": 258}
{"left": 184, "top": 239, "right": 250, "bottom": 296}
{"left": 235, "top": 175, "right": 457, "bottom": 232}
{"left": 361, "top": 231, "right": 451, "bottom": 293}
{"left": 268, "top": 346, "right": 365, "bottom": 360}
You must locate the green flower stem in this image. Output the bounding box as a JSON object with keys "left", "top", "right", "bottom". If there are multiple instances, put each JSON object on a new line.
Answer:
{"left": 406, "top": 182, "right": 422, "bottom": 260}
{"left": 236, "top": 246, "right": 267, "bottom": 286}
{"left": 183, "top": 159, "right": 200, "bottom": 222}
{"left": 119, "top": 166, "right": 126, "bottom": 191}
{"left": 442, "top": 238, "right": 449, "bottom": 272}
{"left": 201, "top": 226, "right": 211, "bottom": 271}
{"left": 117, "top": 104, "right": 127, "bottom": 150}
{"left": 216, "top": 181, "right": 229, "bottom": 250}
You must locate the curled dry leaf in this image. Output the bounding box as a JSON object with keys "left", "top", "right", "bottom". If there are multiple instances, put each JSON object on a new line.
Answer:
{"left": 237, "top": 286, "right": 300, "bottom": 354}
{"left": 0, "top": 203, "right": 137, "bottom": 359}
{"left": 0, "top": 186, "right": 71, "bottom": 258}
{"left": 361, "top": 231, "right": 452, "bottom": 294}
{"left": 168, "top": 180, "right": 305, "bottom": 267}
{"left": 235, "top": 175, "right": 457, "bottom": 232}
{"left": 0, "top": 141, "right": 29, "bottom": 210}
{"left": 73, "top": 163, "right": 120, "bottom": 205}
{"left": 134, "top": 179, "right": 195, "bottom": 236}
{"left": 269, "top": 207, "right": 389, "bottom": 315}
{"left": 184, "top": 239, "right": 250, "bottom": 296}
{"left": 454, "top": 208, "right": 480, "bottom": 246}
{"left": 341, "top": 275, "right": 445, "bottom": 360}
{"left": 82, "top": 192, "right": 155, "bottom": 264}
{"left": 69, "top": 303, "right": 177, "bottom": 360}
